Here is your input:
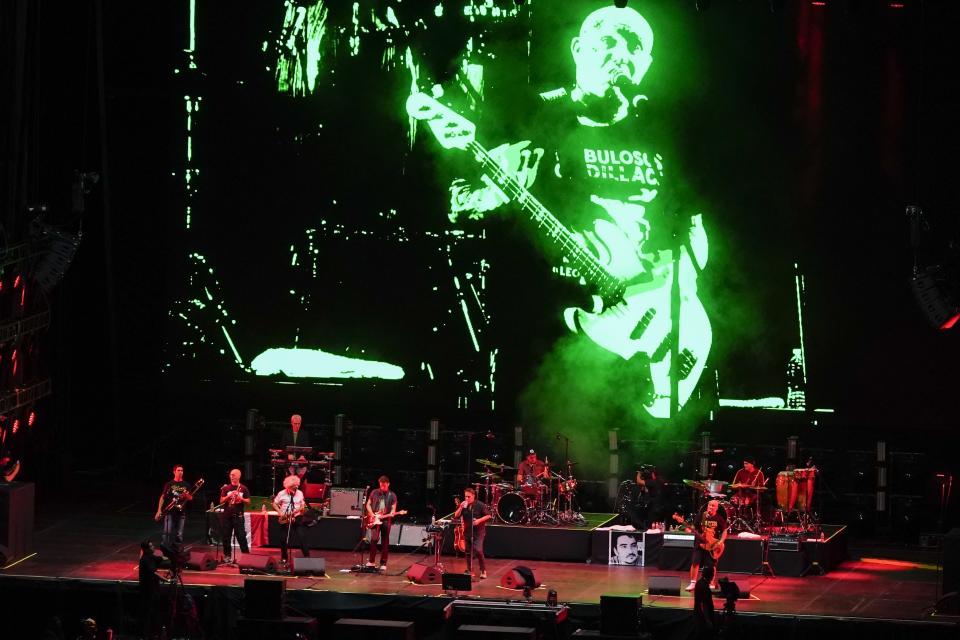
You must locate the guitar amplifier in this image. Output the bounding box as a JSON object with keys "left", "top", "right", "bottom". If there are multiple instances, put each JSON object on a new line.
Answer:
{"left": 769, "top": 534, "right": 801, "bottom": 552}
{"left": 329, "top": 487, "right": 365, "bottom": 516}
{"left": 663, "top": 532, "right": 694, "bottom": 548}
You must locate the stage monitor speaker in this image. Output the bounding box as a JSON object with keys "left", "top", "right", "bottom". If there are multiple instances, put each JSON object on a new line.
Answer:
{"left": 501, "top": 566, "right": 540, "bottom": 590}
{"left": 329, "top": 487, "right": 365, "bottom": 516}
{"left": 237, "top": 552, "right": 278, "bottom": 575}
{"left": 292, "top": 556, "right": 326, "bottom": 576}
{"left": 236, "top": 616, "right": 318, "bottom": 640}
{"left": 647, "top": 575, "right": 681, "bottom": 596}
{"left": 334, "top": 618, "right": 416, "bottom": 640}
{"left": 244, "top": 576, "right": 285, "bottom": 619}
{"left": 458, "top": 624, "right": 536, "bottom": 639}
{"left": 186, "top": 549, "right": 217, "bottom": 571}
{"left": 942, "top": 528, "right": 960, "bottom": 595}
{"left": 0, "top": 482, "right": 34, "bottom": 565}
{"left": 442, "top": 572, "right": 473, "bottom": 591}
{"left": 407, "top": 563, "right": 441, "bottom": 584}
{"left": 600, "top": 594, "right": 642, "bottom": 636}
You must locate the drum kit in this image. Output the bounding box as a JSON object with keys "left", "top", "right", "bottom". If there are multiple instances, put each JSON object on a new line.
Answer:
{"left": 680, "top": 467, "right": 820, "bottom": 535}
{"left": 472, "top": 458, "right": 585, "bottom": 526}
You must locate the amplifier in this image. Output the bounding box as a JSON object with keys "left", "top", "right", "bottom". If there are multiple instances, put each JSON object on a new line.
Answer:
{"left": 769, "top": 535, "right": 801, "bottom": 552}
{"left": 329, "top": 487, "right": 365, "bottom": 517}
{"left": 663, "top": 533, "right": 694, "bottom": 548}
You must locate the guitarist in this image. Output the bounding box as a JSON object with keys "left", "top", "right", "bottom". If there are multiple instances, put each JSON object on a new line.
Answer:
{"left": 272, "top": 475, "right": 311, "bottom": 567}
{"left": 365, "top": 475, "right": 398, "bottom": 573}
{"left": 433, "top": 6, "right": 710, "bottom": 419}
{"left": 154, "top": 464, "right": 193, "bottom": 548}
{"left": 684, "top": 499, "right": 727, "bottom": 592}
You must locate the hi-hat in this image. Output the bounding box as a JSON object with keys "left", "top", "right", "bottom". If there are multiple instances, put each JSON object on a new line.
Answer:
{"left": 729, "top": 484, "right": 767, "bottom": 491}
{"left": 683, "top": 479, "right": 706, "bottom": 491}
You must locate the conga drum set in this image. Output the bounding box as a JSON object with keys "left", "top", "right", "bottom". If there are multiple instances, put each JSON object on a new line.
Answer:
{"left": 773, "top": 467, "right": 818, "bottom": 531}
{"left": 679, "top": 469, "right": 819, "bottom": 535}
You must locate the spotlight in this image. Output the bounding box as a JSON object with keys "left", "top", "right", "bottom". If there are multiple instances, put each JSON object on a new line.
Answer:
{"left": 614, "top": 0, "right": 628, "bottom": 8}
{"left": 1, "top": 457, "right": 20, "bottom": 482}
{"left": 718, "top": 577, "right": 743, "bottom": 612}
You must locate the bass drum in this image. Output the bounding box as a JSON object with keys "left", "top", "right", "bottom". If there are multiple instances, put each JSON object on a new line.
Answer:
{"left": 496, "top": 492, "right": 527, "bottom": 525}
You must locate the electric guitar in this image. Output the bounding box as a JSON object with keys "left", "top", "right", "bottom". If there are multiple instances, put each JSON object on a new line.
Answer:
{"left": 671, "top": 513, "right": 725, "bottom": 560}
{"left": 160, "top": 479, "right": 204, "bottom": 517}
{"left": 278, "top": 504, "right": 307, "bottom": 525}
{"left": 365, "top": 509, "right": 408, "bottom": 529}
{"left": 406, "top": 92, "right": 711, "bottom": 419}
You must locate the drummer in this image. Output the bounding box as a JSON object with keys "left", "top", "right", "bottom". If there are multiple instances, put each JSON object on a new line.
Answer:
{"left": 731, "top": 456, "right": 765, "bottom": 508}
{"left": 516, "top": 449, "right": 549, "bottom": 495}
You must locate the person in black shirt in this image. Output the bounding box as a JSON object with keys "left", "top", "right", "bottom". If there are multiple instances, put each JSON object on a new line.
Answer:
{"left": 154, "top": 464, "right": 192, "bottom": 549}
{"left": 454, "top": 486, "right": 493, "bottom": 579}
{"left": 693, "top": 565, "right": 717, "bottom": 640}
{"left": 138, "top": 540, "right": 163, "bottom": 639}
{"left": 365, "top": 475, "right": 398, "bottom": 572}
{"left": 685, "top": 499, "right": 727, "bottom": 592}
{"left": 439, "top": 5, "right": 710, "bottom": 421}
{"left": 219, "top": 468, "right": 251, "bottom": 563}
{"left": 625, "top": 465, "right": 664, "bottom": 530}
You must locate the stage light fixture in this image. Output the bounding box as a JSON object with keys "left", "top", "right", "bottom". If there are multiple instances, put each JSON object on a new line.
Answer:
{"left": 911, "top": 265, "right": 960, "bottom": 330}
{"left": 718, "top": 577, "right": 741, "bottom": 601}
{"left": 614, "top": 0, "right": 629, "bottom": 9}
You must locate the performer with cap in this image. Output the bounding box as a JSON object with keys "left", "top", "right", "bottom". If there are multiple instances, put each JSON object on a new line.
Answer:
{"left": 273, "top": 474, "right": 311, "bottom": 567}
{"left": 731, "top": 456, "right": 765, "bottom": 510}
{"left": 516, "top": 448, "right": 549, "bottom": 494}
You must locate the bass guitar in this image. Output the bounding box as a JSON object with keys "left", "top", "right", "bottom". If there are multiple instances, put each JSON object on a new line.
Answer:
{"left": 159, "top": 478, "right": 204, "bottom": 518}
{"left": 365, "top": 509, "right": 408, "bottom": 529}
{"left": 671, "top": 513, "right": 725, "bottom": 560}
{"left": 406, "top": 92, "right": 712, "bottom": 419}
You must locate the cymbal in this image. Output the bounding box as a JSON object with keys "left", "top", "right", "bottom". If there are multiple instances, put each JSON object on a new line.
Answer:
{"left": 476, "top": 458, "right": 515, "bottom": 470}
{"left": 729, "top": 484, "right": 767, "bottom": 491}
{"left": 683, "top": 479, "right": 706, "bottom": 490}
{"left": 475, "top": 471, "right": 501, "bottom": 480}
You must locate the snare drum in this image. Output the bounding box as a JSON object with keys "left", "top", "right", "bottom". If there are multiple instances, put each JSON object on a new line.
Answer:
{"left": 496, "top": 492, "right": 527, "bottom": 525}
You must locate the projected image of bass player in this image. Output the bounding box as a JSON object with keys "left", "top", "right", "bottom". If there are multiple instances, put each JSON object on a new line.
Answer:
{"left": 436, "top": 6, "right": 711, "bottom": 419}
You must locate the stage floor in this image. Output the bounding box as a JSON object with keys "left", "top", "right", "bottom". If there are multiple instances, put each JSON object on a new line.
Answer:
{"left": 0, "top": 502, "right": 946, "bottom": 623}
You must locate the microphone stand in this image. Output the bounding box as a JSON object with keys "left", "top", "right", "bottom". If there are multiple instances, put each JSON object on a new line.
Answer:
{"left": 284, "top": 497, "right": 295, "bottom": 571}
{"left": 351, "top": 486, "right": 374, "bottom": 572}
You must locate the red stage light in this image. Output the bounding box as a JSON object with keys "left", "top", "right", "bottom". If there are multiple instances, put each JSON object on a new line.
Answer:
{"left": 28, "top": 411, "right": 36, "bottom": 427}
{"left": 13, "top": 274, "right": 21, "bottom": 288}
{"left": 12, "top": 419, "right": 20, "bottom": 434}
{"left": 940, "top": 312, "right": 960, "bottom": 330}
